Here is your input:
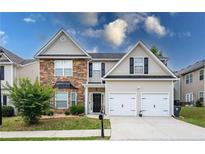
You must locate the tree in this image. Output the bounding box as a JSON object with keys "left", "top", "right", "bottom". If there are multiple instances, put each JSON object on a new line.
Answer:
{"left": 5, "top": 78, "right": 54, "bottom": 124}
{"left": 150, "top": 45, "right": 164, "bottom": 57}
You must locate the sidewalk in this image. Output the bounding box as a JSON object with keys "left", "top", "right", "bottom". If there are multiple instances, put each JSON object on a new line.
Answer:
{"left": 0, "top": 129, "right": 111, "bottom": 138}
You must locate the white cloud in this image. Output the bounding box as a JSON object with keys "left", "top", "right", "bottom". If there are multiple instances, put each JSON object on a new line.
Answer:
{"left": 103, "top": 19, "right": 128, "bottom": 46}
{"left": 82, "top": 28, "right": 102, "bottom": 38}
{"left": 88, "top": 46, "right": 98, "bottom": 53}
{"left": 117, "top": 13, "right": 147, "bottom": 33}
{"left": 0, "top": 30, "right": 7, "bottom": 45}
{"left": 145, "top": 16, "right": 167, "bottom": 37}
{"left": 23, "top": 17, "right": 36, "bottom": 23}
{"left": 81, "top": 13, "right": 98, "bottom": 26}
{"left": 168, "top": 31, "right": 191, "bottom": 38}
{"left": 169, "top": 12, "right": 177, "bottom": 16}
{"left": 82, "top": 19, "right": 128, "bottom": 47}
{"left": 67, "top": 28, "right": 77, "bottom": 36}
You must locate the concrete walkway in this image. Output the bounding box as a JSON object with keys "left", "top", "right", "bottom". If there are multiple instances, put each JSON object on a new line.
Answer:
{"left": 0, "top": 129, "right": 111, "bottom": 138}
{"left": 110, "top": 117, "right": 205, "bottom": 141}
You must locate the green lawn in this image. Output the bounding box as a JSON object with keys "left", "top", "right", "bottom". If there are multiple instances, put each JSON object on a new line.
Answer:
{"left": 0, "top": 136, "right": 110, "bottom": 141}
{"left": 0, "top": 116, "right": 110, "bottom": 131}
{"left": 179, "top": 106, "right": 205, "bottom": 128}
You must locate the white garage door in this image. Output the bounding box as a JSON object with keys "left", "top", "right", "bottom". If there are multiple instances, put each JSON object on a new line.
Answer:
{"left": 109, "top": 93, "right": 137, "bottom": 116}
{"left": 141, "top": 93, "right": 169, "bottom": 116}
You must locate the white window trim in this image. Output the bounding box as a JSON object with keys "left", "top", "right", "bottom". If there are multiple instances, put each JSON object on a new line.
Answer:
{"left": 134, "top": 57, "right": 144, "bottom": 74}
{"left": 92, "top": 62, "right": 101, "bottom": 78}
{"left": 185, "top": 92, "right": 193, "bottom": 102}
{"left": 55, "top": 91, "right": 68, "bottom": 109}
{"left": 198, "top": 91, "right": 204, "bottom": 99}
{"left": 54, "top": 60, "right": 73, "bottom": 77}
{"left": 70, "top": 91, "right": 77, "bottom": 106}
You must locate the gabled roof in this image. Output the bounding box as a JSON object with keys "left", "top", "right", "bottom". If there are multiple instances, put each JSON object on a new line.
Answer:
{"left": 103, "top": 41, "right": 177, "bottom": 79}
{"left": 0, "top": 46, "right": 35, "bottom": 65}
{"left": 176, "top": 59, "right": 205, "bottom": 76}
{"left": 89, "top": 53, "right": 125, "bottom": 60}
{"left": 34, "top": 29, "right": 91, "bottom": 58}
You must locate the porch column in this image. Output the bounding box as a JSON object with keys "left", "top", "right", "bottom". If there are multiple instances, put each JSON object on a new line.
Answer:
{"left": 85, "top": 86, "right": 88, "bottom": 115}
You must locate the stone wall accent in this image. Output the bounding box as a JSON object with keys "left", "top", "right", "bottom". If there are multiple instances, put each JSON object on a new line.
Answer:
{"left": 40, "top": 59, "right": 88, "bottom": 108}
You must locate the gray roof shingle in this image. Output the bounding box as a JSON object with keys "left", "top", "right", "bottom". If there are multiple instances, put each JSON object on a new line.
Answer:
{"left": 88, "top": 53, "right": 125, "bottom": 59}
{"left": 176, "top": 59, "right": 205, "bottom": 76}
{"left": 0, "top": 46, "right": 35, "bottom": 65}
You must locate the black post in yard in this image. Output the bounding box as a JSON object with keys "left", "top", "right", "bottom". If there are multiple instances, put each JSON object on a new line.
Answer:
{"left": 99, "top": 112, "right": 104, "bottom": 138}
{"left": 0, "top": 79, "right": 2, "bottom": 126}
{"left": 101, "top": 116, "right": 104, "bottom": 138}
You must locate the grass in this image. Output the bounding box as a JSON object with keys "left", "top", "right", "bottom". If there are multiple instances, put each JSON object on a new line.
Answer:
{"left": 0, "top": 116, "right": 110, "bottom": 131}
{"left": 179, "top": 106, "right": 205, "bottom": 128}
{"left": 0, "top": 136, "right": 110, "bottom": 141}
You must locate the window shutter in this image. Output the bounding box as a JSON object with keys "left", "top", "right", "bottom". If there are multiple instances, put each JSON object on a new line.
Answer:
{"left": 3, "top": 95, "right": 7, "bottom": 106}
{"left": 101, "top": 63, "right": 105, "bottom": 77}
{"left": 130, "top": 57, "right": 134, "bottom": 74}
{"left": 144, "top": 57, "right": 148, "bottom": 74}
{"left": 0, "top": 66, "right": 4, "bottom": 80}
{"left": 89, "top": 63, "right": 92, "bottom": 77}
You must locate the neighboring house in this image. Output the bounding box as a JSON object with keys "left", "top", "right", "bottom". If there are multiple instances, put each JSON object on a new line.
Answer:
{"left": 35, "top": 29, "right": 178, "bottom": 116}
{"left": 0, "top": 46, "right": 38, "bottom": 106}
{"left": 176, "top": 60, "right": 205, "bottom": 105}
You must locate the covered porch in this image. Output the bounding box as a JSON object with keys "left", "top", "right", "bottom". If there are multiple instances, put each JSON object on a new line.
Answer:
{"left": 83, "top": 83, "right": 105, "bottom": 115}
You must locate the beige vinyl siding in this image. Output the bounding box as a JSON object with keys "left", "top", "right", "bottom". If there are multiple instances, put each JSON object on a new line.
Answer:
{"left": 16, "top": 61, "right": 39, "bottom": 83}
{"left": 89, "top": 61, "right": 117, "bottom": 83}
{"left": 110, "top": 45, "right": 168, "bottom": 75}
{"left": 43, "top": 33, "right": 86, "bottom": 55}
{"left": 105, "top": 80, "right": 173, "bottom": 116}
{"left": 180, "top": 66, "right": 204, "bottom": 104}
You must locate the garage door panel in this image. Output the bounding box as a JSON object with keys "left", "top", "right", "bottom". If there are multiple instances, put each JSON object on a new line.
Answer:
{"left": 109, "top": 93, "right": 137, "bottom": 116}
{"left": 141, "top": 93, "right": 169, "bottom": 116}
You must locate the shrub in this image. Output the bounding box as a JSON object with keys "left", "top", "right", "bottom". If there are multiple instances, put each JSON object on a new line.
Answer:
{"left": 2, "top": 106, "right": 15, "bottom": 117}
{"left": 64, "top": 109, "right": 70, "bottom": 115}
{"left": 43, "top": 109, "right": 54, "bottom": 116}
{"left": 70, "top": 105, "right": 84, "bottom": 115}
{"left": 195, "top": 99, "right": 203, "bottom": 107}
{"left": 5, "top": 78, "right": 54, "bottom": 124}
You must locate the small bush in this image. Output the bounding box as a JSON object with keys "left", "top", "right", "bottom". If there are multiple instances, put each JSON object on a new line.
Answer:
{"left": 64, "top": 109, "right": 70, "bottom": 115}
{"left": 195, "top": 99, "right": 203, "bottom": 107}
{"left": 2, "top": 106, "right": 15, "bottom": 117}
{"left": 70, "top": 105, "right": 84, "bottom": 115}
{"left": 43, "top": 109, "right": 54, "bottom": 116}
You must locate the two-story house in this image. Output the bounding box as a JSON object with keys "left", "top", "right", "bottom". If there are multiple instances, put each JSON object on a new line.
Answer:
{"left": 176, "top": 60, "right": 205, "bottom": 105}
{"left": 34, "top": 29, "right": 178, "bottom": 117}
{"left": 0, "top": 46, "right": 39, "bottom": 106}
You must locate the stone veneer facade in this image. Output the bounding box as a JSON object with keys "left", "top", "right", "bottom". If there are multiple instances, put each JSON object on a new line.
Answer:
{"left": 39, "top": 59, "right": 88, "bottom": 108}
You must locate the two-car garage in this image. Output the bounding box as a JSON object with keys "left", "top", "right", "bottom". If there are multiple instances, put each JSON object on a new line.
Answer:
{"left": 109, "top": 92, "right": 169, "bottom": 116}
{"left": 106, "top": 81, "right": 173, "bottom": 117}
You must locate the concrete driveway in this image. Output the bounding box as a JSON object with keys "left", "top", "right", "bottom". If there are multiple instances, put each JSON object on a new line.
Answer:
{"left": 110, "top": 117, "right": 205, "bottom": 140}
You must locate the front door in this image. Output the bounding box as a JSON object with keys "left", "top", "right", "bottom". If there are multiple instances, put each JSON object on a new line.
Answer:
{"left": 93, "top": 93, "right": 101, "bottom": 112}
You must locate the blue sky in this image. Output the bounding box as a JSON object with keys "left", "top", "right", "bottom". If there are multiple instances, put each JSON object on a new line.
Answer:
{"left": 0, "top": 12, "right": 205, "bottom": 70}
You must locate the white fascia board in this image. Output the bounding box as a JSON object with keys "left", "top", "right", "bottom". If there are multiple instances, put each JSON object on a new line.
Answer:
{"left": 103, "top": 41, "right": 177, "bottom": 79}
{"left": 34, "top": 29, "right": 91, "bottom": 58}
{"left": 103, "top": 78, "right": 179, "bottom": 81}
{"left": 36, "top": 56, "right": 91, "bottom": 59}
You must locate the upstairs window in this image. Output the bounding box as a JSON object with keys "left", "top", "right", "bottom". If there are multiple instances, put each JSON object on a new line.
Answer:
{"left": 134, "top": 57, "right": 144, "bottom": 74}
{"left": 54, "top": 60, "right": 73, "bottom": 76}
{"left": 92, "top": 62, "right": 101, "bottom": 78}
{"left": 199, "top": 69, "right": 204, "bottom": 80}
{"left": 186, "top": 73, "right": 193, "bottom": 84}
